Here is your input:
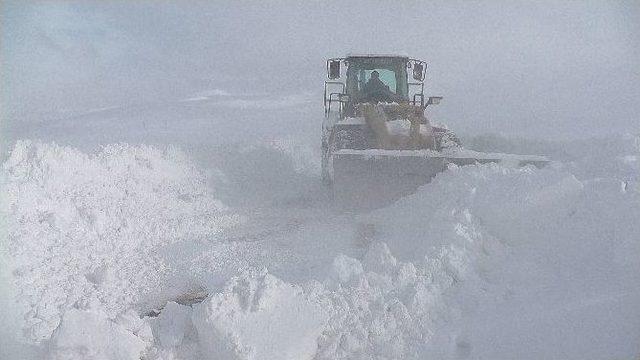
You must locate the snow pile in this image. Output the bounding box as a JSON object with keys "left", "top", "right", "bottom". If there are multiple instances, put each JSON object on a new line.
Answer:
{"left": 464, "top": 132, "right": 640, "bottom": 184}
{"left": 366, "top": 161, "right": 639, "bottom": 259}
{"left": 312, "top": 243, "right": 463, "bottom": 360}
{"left": 149, "top": 301, "right": 193, "bottom": 349}
{"left": 2, "top": 137, "right": 639, "bottom": 359}
{"left": 362, "top": 163, "right": 640, "bottom": 358}
{"left": 0, "top": 140, "right": 238, "bottom": 342}
{"left": 170, "top": 238, "right": 475, "bottom": 360}
{"left": 145, "top": 243, "right": 463, "bottom": 360}
{"left": 192, "top": 270, "right": 327, "bottom": 360}
{"left": 48, "top": 300, "right": 151, "bottom": 360}
{"left": 276, "top": 160, "right": 638, "bottom": 359}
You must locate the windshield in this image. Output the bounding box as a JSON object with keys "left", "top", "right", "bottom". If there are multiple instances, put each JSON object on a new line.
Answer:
{"left": 345, "top": 57, "right": 408, "bottom": 101}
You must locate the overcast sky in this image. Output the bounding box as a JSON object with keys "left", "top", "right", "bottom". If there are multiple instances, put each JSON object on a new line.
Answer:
{"left": 2, "top": 0, "right": 639, "bottom": 138}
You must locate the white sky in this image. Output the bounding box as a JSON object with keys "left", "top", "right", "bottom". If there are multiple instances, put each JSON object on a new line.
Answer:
{"left": 2, "top": 0, "right": 639, "bottom": 138}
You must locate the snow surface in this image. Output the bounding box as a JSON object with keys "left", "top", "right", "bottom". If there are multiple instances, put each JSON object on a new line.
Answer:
{"left": 3, "top": 2, "right": 640, "bottom": 358}
{"left": 0, "top": 141, "right": 238, "bottom": 342}
{"left": 192, "top": 270, "right": 326, "bottom": 360}
{"left": 49, "top": 303, "right": 147, "bottom": 360}
{"left": 1, "top": 94, "right": 639, "bottom": 359}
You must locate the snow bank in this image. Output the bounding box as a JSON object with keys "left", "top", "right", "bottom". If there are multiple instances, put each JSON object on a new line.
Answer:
{"left": 192, "top": 270, "right": 327, "bottom": 360}
{"left": 148, "top": 301, "right": 192, "bottom": 349}
{"left": 48, "top": 301, "right": 149, "bottom": 360}
{"left": 206, "top": 160, "right": 636, "bottom": 360}
{"left": 366, "top": 161, "right": 639, "bottom": 270}
{"left": 154, "top": 242, "right": 462, "bottom": 360}
{"left": 464, "top": 132, "right": 640, "bottom": 183}
{"left": 312, "top": 243, "right": 458, "bottom": 360}
{"left": 182, "top": 239, "right": 471, "bottom": 360}
{"left": 3, "top": 136, "right": 638, "bottom": 360}
{"left": 361, "top": 163, "right": 640, "bottom": 359}
{"left": 0, "top": 140, "right": 238, "bottom": 342}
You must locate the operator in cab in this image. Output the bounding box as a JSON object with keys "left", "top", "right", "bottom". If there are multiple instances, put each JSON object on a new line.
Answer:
{"left": 362, "top": 70, "right": 399, "bottom": 103}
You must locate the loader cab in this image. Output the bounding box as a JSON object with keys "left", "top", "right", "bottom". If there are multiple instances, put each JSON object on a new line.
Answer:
{"left": 324, "top": 55, "right": 427, "bottom": 117}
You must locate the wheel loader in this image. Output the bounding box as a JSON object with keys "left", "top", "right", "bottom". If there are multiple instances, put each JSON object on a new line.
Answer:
{"left": 322, "top": 54, "right": 548, "bottom": 208}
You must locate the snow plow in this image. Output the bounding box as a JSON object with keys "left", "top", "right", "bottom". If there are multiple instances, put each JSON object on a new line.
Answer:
{"left": 322, "top": 54, "right": 548, "bottom": 208}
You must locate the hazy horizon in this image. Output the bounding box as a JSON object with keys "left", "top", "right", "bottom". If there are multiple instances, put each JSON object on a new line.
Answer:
{"left": 2, "top": 0, "right": 639, "bottom": 139}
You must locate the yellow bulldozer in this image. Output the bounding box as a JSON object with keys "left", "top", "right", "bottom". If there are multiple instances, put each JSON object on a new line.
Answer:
{"left": 322, "top": 54, "right": 548, "bottom": 208}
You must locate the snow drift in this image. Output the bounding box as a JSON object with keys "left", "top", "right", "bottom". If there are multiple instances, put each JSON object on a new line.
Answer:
{"left": 1, "top": 137, "right": 639, "bottom": 359}
{"left": 0, "top": 141, "right": 238, "bottom": 342}
{"left": 362, "top": 162, "right": 640, "bottom": 359}
{"left": 192, "top": 270, "right": 327, "bottom": 360}
{"left": 48, "top": 302, "right": 149, "bottom": 360}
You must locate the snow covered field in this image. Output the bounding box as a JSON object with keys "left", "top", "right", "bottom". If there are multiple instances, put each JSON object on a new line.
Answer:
{"left": 3, "top": 2, "right": 640, "bottom": 359}
{"left": 1, "top": 95, "right": 639, "bottom": 359}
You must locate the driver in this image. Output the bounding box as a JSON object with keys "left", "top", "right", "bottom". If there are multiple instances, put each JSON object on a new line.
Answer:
{"left": 362, "top": 70, "right": 396, "bottom": 102}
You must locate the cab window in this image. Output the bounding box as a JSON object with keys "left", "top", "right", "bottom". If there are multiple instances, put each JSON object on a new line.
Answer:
{"left": 356, "top": 69, "right": 397, "bottom": 94}
{"left": 345, "top": 58, "right": 408, "bottom": 100}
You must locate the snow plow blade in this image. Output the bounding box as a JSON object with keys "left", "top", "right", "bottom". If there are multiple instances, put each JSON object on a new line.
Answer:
{"left": 331, "top": 149, "right": 549, "bottom": 209}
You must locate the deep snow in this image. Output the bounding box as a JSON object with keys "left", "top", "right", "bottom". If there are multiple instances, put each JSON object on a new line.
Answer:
{"left": 3, "top": 2, "right": 640, "bottom": 358}
{"left": 1, "top": 94, "right": 639, "bottom": 359}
